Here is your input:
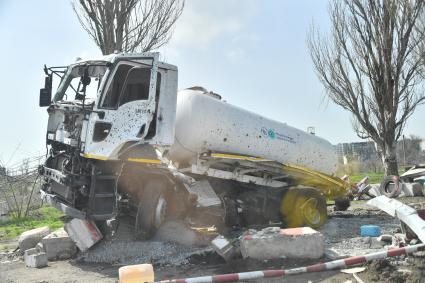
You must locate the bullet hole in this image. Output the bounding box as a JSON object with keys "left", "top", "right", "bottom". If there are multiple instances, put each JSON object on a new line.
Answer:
{"left": 223, "top": 138, "right": 227, "bottom": 142}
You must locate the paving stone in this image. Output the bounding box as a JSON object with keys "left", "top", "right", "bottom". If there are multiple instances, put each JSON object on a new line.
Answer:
{"left": 24, "top": 248, "right": 48, "bottom": 268}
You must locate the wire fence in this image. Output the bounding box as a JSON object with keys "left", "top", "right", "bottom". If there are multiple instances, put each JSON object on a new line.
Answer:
{"left": 0, "top": 155, "right": 45, "bottom": 220}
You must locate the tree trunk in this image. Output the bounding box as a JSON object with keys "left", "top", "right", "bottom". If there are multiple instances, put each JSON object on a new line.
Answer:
{"left": 380, "top": 143, "right": 399, "bottom": 176}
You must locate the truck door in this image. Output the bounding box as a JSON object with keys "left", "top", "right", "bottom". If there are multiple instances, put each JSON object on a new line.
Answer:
{"left": 82, "top": 54, "right": 160, "bottom": 159}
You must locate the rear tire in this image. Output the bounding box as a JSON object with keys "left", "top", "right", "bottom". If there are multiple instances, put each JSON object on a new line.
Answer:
{"left": 281, "top": 187, "right": 327, "bottom": 228}
{"left": 135, "top": 179, "right": 171, "bottom": 239}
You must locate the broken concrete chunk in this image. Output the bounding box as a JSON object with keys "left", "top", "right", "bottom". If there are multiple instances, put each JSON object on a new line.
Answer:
{"left": 240, "top": 226, "right": 324, "bottom": 260}
{"left": 65, "top": 218, "right": 103, "bottom": 252}
{"left": 24, "top": 248, "right": 48, "bottom": 268}
{"left": 18, "top": 226, "right": 50, "bottom": 252}
{"left": 369, "top": 237, "right": 386, "bottom": 249}
{"left": 211, "top": 235, "right": 238, "bottom": 261}
{"left": 35, "top": 242, "right": 45, "bottom": 253}
{"left": 401, "top": 182, "right": 424, "bottom": 197}
{"left": 42, "top": 228, "right": 77, "bottom": 260}
{"left": 368, "top": 184, "right": 381, "bottom": 197}
{"left": 377, "top": 234, "right": 393, "bottom": 243}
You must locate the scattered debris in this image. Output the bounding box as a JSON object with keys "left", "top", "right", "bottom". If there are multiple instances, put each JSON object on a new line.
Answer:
{"left": 240, "top": 226, "right": 324, "bottom": 260}
{"left": 401, "top": 182, "right": 424, "bottom": 197}
{"left": 377, "top": 234, "right": 393, "bottom": 244}
{"left": 400, "top": 164, "right": 425, "bottom": 182}
{"left": 367, "top": 195, "right": 425, "bottom": 242}
{"left": 65, "top": 218, "right": 103, "bottom": 252}
{"left": 24, "top": 248, "right": 47, "bottom": 268}
{"left": 211, "top": 235, "right": 238, "bottom": 261}
{"left": 341, "top": 267, "right": 366, "bottom": 283}
{"left": 18, "top": 226, "right": 50, "bottom": 252}
{"left": 157, "top": 244, "right": 425, "bottom": 283}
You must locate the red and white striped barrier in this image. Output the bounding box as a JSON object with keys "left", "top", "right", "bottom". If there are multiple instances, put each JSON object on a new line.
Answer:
{"left": 156, "top": 244, "right": 425, "bottom": 283}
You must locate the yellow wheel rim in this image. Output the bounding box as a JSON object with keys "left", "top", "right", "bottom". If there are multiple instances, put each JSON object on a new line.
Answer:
{"left": 281, "top": 189, "right": 326, "bottom": 228}
{"left": 300, "top": 197, "right": 321, "bottom": 227}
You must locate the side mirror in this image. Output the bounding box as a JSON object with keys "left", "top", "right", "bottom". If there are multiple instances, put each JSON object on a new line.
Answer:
{"left": 39, "top": 88, "right": 51, "bottom": 107}
{"left": 39, "top": 76, "right": 52, "bottom": 107}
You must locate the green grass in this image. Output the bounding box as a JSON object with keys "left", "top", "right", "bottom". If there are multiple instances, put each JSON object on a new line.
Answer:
{"left": 0, "top": 207, "right": 64, "bottom": 240}
{"left": 350, "top": 169, "right": 406, "bottom": 184}
{"left": 350, "top": 172, "right": 385, "bottom": 184}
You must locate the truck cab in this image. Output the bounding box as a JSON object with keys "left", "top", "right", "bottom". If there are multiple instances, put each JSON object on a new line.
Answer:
{"left": 39, "top": 53, "right": 183, "bottom": 237}
{"left": 44, "top": 53, "right": 177, "bottom": 158}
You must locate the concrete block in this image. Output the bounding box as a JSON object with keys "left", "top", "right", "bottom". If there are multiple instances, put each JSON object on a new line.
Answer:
{"left": 240, "top": 226, "right": 324, "bottom": 260}
{"left": 211, "top": 235, "right": 238, "bottom": 261}
{"left": 18, "top": 226, "right": 50, "bottom": 252}
{"left": 401, "top": 183, "right": 424, "bottom": 197}
{"left": 24, "top": 248, "right": 48, "bottom": 268}
{"left": 65, "top": 218, "right": 103, "bottom": 252}
{"left": 368, "top": 184, "right": 381, "bottom": 197}
{"left": 42, "top": 228, "right": 77, "bottom": 260}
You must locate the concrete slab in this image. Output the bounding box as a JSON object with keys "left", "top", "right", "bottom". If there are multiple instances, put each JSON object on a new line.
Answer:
{"left": 42, "top": 228, "right": 77, "bottom": 260}
{"left": 24, "top": 248, "right": 48, "bottom": 268}
{"left": 18, "top": 226, "right": 50, "bottom": 252}
{"left": 401, "top": 183, "right": 424, "bottom": 197}
{"left": 240, "top": 226, "right": 324, "bottom": 260}
{"left": 65, "top": 218, "right": 103, "bottom": 252}
{"left": 368, "top": 196, "right": 425, "bottom": 243}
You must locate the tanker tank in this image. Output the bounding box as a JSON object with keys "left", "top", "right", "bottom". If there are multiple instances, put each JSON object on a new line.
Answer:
{"left": 168, "top": 88, "right": 337, "bottom": 175}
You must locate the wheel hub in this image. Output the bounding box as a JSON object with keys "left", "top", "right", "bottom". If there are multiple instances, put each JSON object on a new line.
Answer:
{"left": 300, "top": 197, "right": 321, "bottom": 226}
{"left": 154, "top": 194, "right": 167, "bottom": 228}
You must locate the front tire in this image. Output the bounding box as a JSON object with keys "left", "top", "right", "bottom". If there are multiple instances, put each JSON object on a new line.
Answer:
{"left": 135, "top": 179, "right": 170, "bottom": 239}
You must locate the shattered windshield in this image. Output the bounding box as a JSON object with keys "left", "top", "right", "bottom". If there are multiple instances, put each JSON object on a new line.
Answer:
{"left": 53, "top": 63, "right": 108, "bottom": 103}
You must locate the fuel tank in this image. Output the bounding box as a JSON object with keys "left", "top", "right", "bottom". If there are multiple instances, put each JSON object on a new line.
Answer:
{"left": 168, "top": 88, "right": 337, "bottom": 174}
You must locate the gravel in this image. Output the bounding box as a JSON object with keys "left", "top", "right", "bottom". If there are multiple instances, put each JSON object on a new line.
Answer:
{"left": 77, "top": 218, "right": 210, "bottom": 266}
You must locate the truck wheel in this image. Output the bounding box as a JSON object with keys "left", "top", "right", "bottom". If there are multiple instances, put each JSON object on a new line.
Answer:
{"left": 334, "top": 197, "right": 351, "bottom": 211}
{"left": 135, "top": 179, "right": 170, "bottom": 239}
{"left": 280, "top": 187, "right": 327, "bottom": 228}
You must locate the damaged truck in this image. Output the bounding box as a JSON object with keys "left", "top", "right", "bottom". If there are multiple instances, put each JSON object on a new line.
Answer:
{"left": 38, "top": 52, "right": 347, "bottom": 238}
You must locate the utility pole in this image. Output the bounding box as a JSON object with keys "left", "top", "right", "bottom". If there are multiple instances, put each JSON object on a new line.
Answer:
{"left": 402, "top": 135, "right": 407, "bottom": 167}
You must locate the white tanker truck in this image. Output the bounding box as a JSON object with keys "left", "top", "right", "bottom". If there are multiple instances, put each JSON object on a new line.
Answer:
{"left": 38, "top": 52, "right": 347, "bottom": 238}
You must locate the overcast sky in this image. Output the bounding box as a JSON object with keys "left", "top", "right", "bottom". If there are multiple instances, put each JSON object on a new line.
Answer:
{"left": 0, "top": 0, "right": 424, "bottom": 166}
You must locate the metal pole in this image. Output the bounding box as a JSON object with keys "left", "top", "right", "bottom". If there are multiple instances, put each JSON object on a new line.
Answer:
{"left": 402, "top": 135, "right": 407, "bottom": 167}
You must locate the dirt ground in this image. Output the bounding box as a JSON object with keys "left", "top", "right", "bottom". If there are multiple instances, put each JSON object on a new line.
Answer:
{"left": 1, "top": 197, "right": 425, "bottom": 283}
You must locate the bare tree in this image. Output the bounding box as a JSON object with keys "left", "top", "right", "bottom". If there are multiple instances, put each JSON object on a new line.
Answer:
{"left": 72, "top": 0, "right": 184, "bottom": 55}
{"left": 308, "top": 0, "right": 425, "bottom": 176}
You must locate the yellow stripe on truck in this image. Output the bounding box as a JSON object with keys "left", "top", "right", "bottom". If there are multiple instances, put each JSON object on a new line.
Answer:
{"left": 127, "top": 158, "right": 161, "bottom": 164}
{"left": 211, "top": 153, "right": 269, "bottom": 162}
{"left": 82, "top": 153, "right": 108, "bottom": 160}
